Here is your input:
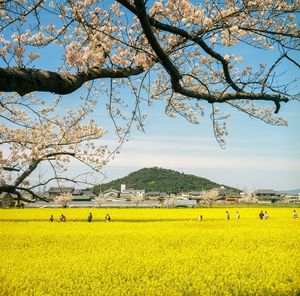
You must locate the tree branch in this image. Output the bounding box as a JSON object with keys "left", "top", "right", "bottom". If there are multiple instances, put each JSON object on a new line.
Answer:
{"left": 130, "top": 0, "right": 288, "bottom": 112}
{"left": 0, "top": 66, "right": 144, "bottom": 96}
{"left": 3, "top": 166, "right": 20, "bottom": 172}
{"left": 13, "top": 159, "right": 41, "bottom": 187}
{"left": 118, "top": 0, "right": 242, "bottom": 92}
{"left": 0, "top": 185, "right": 48, "bottom": 203}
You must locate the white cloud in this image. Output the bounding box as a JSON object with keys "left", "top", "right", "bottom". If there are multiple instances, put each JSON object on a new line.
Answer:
{"left": 100, "top": 135, "right": 300, "bottom": 190}
{"left": 105, "top": 136, "right": 300, "bottom": 170}
{"left": 3, "top": 134, "right": 299, "bottom": 191}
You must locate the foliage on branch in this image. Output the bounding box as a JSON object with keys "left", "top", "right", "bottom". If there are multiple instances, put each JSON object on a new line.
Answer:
{"left": 0, "top": 93, "right": 108, "bottom": 202}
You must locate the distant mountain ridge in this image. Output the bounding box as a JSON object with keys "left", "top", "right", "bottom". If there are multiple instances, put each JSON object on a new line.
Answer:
{"left": 94, "top": 167, "right": 237, "bottom": 194}
{"left": 280, "top": 189, "right": 300, "bottom": 195}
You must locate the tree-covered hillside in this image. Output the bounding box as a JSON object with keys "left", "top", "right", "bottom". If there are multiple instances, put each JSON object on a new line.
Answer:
{"left": 94, "top": 167, "right": 237, "bottom": 194}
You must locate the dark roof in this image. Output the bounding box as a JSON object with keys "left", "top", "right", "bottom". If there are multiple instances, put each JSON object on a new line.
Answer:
{"left": 82, "top": 188, "right": 94, "bottom": 193}
{"left": 72, "top": 195, "right": 92, "bottom": 201}
{"left": 102, "top": 189, "right": 120, "bottom": 194}
{"left": 48, "top": 187, "right": 74, "bottom": 193}
{"left": 255, "top": 189, "right": 280, "bottom": 195}
{"left": 73, "top": 189, "right": 83, "bottom": 195}
{"left": 146, "top": 192, "right": 161, "bottom": 196}
{"left": 189, "top": 192, "right": 202, "bottom": 196}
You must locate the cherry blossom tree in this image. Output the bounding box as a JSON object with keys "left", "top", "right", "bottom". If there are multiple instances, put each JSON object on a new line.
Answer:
{"left": 158, "top": 196, "right": 166, "bottom": 207}
{"left": 93, "top": 195, "right": 106, "bottom": 207}
{"left": 0, "top": 0, "right": 299, "bottom": 203}
{"left": 0, "top": 94, "right": 108, "bottom": 204}
{"left": 201, "top": 189, "right": 220, "bottom": 207}
{"left": 130, "top": 194, "right": 143, "bottom": 207}
{"left": 167, "top": 196, "right": 177, "bottom": 207}
{"left": 54, "top": 192, "right": 73, "bottom": 208}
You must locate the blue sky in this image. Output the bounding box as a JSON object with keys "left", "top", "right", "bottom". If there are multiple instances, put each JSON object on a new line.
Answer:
{"left": 98, "top": 97, "right": 300, "bottom": 191}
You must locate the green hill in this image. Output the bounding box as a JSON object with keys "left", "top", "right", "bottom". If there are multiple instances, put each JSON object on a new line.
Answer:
{"left": 94, "top": 167, "right": 237, "bottom": 194}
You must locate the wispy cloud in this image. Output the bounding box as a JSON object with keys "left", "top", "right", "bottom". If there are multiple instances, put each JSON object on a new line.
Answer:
{"left": 107, "top": 138, "right": 300, "bottom": 171}
{"left": 2, "top": 134, "right": 299, "bottom": 191}
{"left": 100, "top": 135, "right": 300, "bottom": 190}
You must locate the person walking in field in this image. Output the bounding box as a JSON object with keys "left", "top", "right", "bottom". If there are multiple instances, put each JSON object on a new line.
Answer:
{"left": 58, "top": 214, "right": 66, "bottom": 222}
{"left": 264, "top": 211, "right": 269, "bottom": 219}
{"left": 49, "top": 215, "right": 54, "bottom": 222}
{"left": 88, "top": 212, "right": 93, "bottom": 222}
{"left": 226, "top": 211, "right": 230, "bottom": 220}
{"left": 236, "top": 211, "right": 240, "bottom": 219}
{"left": 259, "top": 211, "right": 264, "bottom": 220}
{"left": 198, "top": 215, "right": 203, "bottom": 221}
{"left": 293, "top": 210, "right": 298, "bottom": 219}
{"left": 105, "top": 214, "right": 111, "bottom": 222}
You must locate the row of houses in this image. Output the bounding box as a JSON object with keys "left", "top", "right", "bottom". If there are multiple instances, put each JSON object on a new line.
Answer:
{"left": 47, "top": 187, "right": 96, "bottom": 202}
{"left": 47, "top": 186, "right": 170, "bottom": 202}
{"left": 46, "top": 185, "right": 226, "bottom": 202}
{"left": 1, "top": 186, "right": 299, "bottom": 208}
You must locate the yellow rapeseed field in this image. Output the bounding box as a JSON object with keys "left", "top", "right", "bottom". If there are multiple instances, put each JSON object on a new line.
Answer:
{"left": 0, "top": 208, "right": 299, "bottom": 295}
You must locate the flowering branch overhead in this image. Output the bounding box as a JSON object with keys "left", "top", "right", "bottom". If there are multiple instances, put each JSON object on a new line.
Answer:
{"left": 122, "top": 0, "right": 293, "bottom": 113}
{"left": 0, "top": 1, "right": 298, "bottom": 107}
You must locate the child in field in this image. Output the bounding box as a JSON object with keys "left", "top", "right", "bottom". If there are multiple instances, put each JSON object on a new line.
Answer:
{"left": 49, "top": 215, "right": 54, "bottom": 222}
{"left": 88, "top": 212, "right": 93, "bottom": 222}
{"left": 293, "top": 210, "right": 298, "bottom": 219}
{"left": 105, "top": 214, "right": 111, "bottom": 222}
{"left": 236, "top": 211, "right": 240, "bottom": 219}
{"left": 198, "top": 215, "right": 203, "bottom": 221}
{"left": 226, "top": 211, "right": 230, "bottom": 220}
{"left": 264, "top": 211, "right": 269, "bottom": 219}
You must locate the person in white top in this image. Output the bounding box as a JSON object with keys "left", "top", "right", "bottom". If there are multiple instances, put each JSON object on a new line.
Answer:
{"left": 264, "top": 211, "right": 269, "bottom": 219}
{"left": 293, "top": 210, "right": 298, "bottom": 219}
